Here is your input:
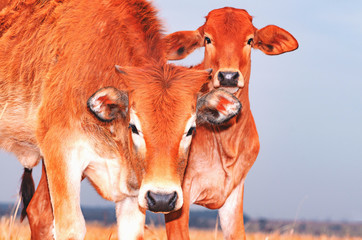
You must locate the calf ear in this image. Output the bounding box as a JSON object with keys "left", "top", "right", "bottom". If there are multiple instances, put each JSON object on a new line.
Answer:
{"left": 164, "top": 30, "right": 204, "bottom": 60}
{"left": 254, "top": 25, "right": 298, "bottom": 55}
{"left": 196, "top": 89, "right": 241, "bottom": 125}
{"left": 87, "top": 87, "right": 128, "bottom": 122}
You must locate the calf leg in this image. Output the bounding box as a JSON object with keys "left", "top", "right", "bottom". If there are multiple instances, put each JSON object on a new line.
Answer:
{"left": 116, "top": 197, "right": 146, "bottom": 240}
{"left": 27, "top": 162, "right": 54, "bottom": 240}
{"left": 218, "top": 180, "right": 246, "bottom": 240}
{"left": 40, "top": 131, "right": 86, "bottom": 240}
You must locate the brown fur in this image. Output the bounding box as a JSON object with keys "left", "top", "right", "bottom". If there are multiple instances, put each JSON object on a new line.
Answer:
{"left": 164, "top": 7, "right": 298, "bottom": 240}
{"left": 0, "top": 0, "right": 7, "bottom": 11}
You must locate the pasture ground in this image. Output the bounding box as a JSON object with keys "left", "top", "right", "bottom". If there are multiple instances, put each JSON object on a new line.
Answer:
{"left": 0, "top": 218, "right": 361, "bottom": 240}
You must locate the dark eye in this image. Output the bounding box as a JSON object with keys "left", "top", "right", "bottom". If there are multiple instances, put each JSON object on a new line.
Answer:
{"left": 129, "top": 123, "right": 139, "bottom": 135}
{"left": 204, "top": 36, "right": 211, "bottom": 44}
{"left": 186, "top": 126, "right": 196, "bottom": 137}
{"left": 247, "top": 38, "right": 254, "bottom": 45}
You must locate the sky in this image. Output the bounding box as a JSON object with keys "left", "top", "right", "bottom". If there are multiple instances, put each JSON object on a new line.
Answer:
{"left": 1, "top": 0, "right": 362, "bottom": 222}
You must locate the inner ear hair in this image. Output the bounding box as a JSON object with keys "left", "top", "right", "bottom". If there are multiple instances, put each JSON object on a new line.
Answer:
{"left": 87, "top": 87, "right": 129, "bottom": 122}
{"left": 196, "top": 89, "right": 241, "bottom": 125}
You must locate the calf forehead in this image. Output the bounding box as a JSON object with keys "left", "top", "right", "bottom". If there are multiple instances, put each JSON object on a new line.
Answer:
{"left": 133, "top": 87, "right": 195, "bottom": 133}
{"left": 128, "top": 66, "right": 204, "bottom": 144}
{"left": 133, "top": 92, "right": 195, "bottom": 150}
{"left": 205, "top": 8, "right": 255, "bottom": 36}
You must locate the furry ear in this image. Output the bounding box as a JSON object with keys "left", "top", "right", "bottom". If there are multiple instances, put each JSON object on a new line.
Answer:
{"left": 87, "top": 87, "right": 128, "bottom": 122}
{"left": 196, "top": 89, "right": 241, "bottom": 125}
{"left": 164, "top": 29, "right": 204, "bottom": 60}
{"left": 254, "top": 25, "right": 298, "bottom": 55}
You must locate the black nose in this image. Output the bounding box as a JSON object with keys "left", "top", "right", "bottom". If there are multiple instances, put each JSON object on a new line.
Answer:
{"left": 217, "top": 71, "right": 239, "bottom": 87}
{"left": 146, "top": 191, "right": 178, "bottom": 212}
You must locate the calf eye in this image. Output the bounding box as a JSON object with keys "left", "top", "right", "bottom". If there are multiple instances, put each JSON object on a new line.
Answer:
{"left": 204, "top": 36, "right": 211, "bottom": 44}
{"left": 129, "top": 123, "right": 139, "bottom": 135}
{"left": 186, "top": 126, "right": 196, "bottom": 137}
{"left": 247, "top": 38, "right": 254, "bottom": 45}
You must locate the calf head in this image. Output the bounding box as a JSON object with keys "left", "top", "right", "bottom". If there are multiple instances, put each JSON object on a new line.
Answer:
{"left": 164, "top": 7, "right": 298, "bottom": 93}
{"left": 87, "top": 63, "right": 241, "bottom": 213}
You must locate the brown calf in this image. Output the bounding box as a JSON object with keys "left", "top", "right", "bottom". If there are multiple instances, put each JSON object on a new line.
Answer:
{"left": 0, "top": 1, "right": 241, "bottom": 239}
{"left": 164, "top": 7, "right": 298, "bottom": 240}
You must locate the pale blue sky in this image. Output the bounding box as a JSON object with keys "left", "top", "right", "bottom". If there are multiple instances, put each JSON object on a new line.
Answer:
{"left": 1, "top": 0, "right": 361, "bottom": 222}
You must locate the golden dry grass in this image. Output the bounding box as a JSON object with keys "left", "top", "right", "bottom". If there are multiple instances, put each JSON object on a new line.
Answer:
{"left": 0, "top": 198, "right": 360, "bottom": 240}
{"left": 0, "top": 219, "right": 360, "bottom": 240}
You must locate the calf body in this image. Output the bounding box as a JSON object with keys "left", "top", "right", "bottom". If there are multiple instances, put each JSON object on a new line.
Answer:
{"left": 0, "top": 1, "right": 163, "bottom": 238}
{"left": 164, "top": 7, "right": 298, "bottom": 240}
{"left": 0, "top": 2, "right": 241, "bottom": 239}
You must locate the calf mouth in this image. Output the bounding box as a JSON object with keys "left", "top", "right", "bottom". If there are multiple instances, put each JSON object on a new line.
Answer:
{"left": 219, "top": 86, "right": 240, "bottom": 94}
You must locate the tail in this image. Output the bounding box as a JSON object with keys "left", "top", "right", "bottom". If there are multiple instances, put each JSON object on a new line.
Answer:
{"left": 20, "top": 168, "right": 35, "bottom": 221}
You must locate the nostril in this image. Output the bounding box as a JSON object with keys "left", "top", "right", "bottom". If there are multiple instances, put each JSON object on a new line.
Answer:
{"left": 232, "top": 72, "right": 240, "bottom": 80}
{"left": 218, "top": 71, "right": 239, "bottom": 87}
{"left": 146, "top": 191, "right": 156, "bottom": 207}
{"left": 217, "top": 71, "right": 224, "bottom": 82}
{"left": 168, "top": 191, "right": 178, "bottom": 209}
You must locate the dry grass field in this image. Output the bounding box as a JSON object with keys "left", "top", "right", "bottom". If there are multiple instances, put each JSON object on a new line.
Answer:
{"left": 0, "top": 199, "right": 360, "bottom": 240}
{"left": 0, "top": 217, "right": 361, "bottom": 240}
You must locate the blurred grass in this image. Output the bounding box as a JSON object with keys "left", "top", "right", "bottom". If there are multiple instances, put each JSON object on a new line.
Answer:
{"left": 0, "top": 218, "right": 361, "bottom": 240}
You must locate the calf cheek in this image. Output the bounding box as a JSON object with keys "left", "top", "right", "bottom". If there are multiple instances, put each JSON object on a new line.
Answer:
{"left": 204, "top": 46, "right": 218, "bottom": 69}
{"left": 127, "top": 146, "right": 146, "bottom": 188}
{"left": 176, "top": 155, "right": 188, "bottom": 182}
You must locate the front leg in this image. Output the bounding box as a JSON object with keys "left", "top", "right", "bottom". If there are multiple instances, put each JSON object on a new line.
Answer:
{"left": 116, "top": 197, "right": 146, "bottom": 240}
{"left": 165, "top": 181, "right": 191, "bottom": 240}
{"left": 27, "top": 162, "right": 54, "bottom": 240}
{"left": 40, "top": 131, "right": 86, "bottom": 240}
{"left": 218, "top": 180, "right": 246, "bottom": 240}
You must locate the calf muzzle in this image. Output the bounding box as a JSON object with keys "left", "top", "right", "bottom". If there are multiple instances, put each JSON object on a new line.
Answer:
{"left": 146, "top": 191, "right": 178, "bottom": 212}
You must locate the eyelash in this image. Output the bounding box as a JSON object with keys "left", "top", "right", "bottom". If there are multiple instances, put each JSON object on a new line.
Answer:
{"left": 186, "top": 126, "right": 196, "bottom": 136}
{"left": 129, "top": 123, "right": 139, "bottom": 135}
{"left": 247, "top": 38, "right": 254, "bottom": 45}
{"left": 205, "top": 36, "right": 211, "bottom": 44}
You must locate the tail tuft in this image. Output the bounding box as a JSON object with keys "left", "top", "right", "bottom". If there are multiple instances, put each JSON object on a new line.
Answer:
{"left": 20, "top": 168, "right": 35, "bottom": 222}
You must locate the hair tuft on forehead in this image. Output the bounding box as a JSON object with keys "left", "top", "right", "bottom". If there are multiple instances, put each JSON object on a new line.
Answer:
{"left": 121, "top": 62, "right": 209, "bottom": 144}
